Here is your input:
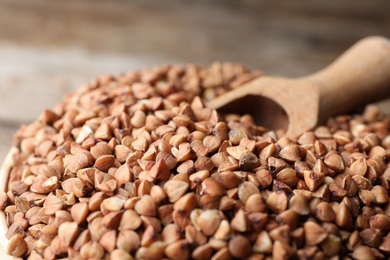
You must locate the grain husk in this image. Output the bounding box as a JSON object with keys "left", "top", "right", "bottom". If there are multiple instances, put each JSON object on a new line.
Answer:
{"left": 1, "top": 63, "right": 390, "bottom": 259}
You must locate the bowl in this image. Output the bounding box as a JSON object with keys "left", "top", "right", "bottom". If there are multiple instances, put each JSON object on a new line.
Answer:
{"left": 0, "top": 148, "right": 18, "bottom": 259}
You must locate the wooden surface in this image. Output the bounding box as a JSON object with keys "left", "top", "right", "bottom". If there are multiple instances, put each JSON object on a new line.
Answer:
{"left": 0, "top": 0, "right": 390, "bottom": 257}
{"left": 1, "top": 0, "right": 390, "bottom": 163}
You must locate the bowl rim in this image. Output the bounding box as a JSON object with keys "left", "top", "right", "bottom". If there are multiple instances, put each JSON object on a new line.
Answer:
{"left": 0, "top": 147, "right": 21, "bottom": 259}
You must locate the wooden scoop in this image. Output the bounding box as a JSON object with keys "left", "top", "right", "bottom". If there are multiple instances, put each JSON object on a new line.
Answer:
{"left": 207, "top": 36, "right": 390, "bottom": 139}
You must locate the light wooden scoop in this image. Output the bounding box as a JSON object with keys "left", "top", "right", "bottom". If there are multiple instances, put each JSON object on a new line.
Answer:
{"left": 207, "top": 36, "right": 390, "bottom": 139}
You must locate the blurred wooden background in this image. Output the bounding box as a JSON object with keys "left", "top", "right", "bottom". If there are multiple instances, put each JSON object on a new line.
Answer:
{"left": 1, "top": 0, "right": 390, "bottom": 161}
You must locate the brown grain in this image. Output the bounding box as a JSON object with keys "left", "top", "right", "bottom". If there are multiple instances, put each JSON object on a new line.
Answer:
{"left": 2, "top": 63, "right": 390, "bottom": 259}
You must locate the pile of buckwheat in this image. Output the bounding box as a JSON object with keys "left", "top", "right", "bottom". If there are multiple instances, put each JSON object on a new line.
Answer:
{"left": 1, "top": 62, "right": 390, "bottom": 259}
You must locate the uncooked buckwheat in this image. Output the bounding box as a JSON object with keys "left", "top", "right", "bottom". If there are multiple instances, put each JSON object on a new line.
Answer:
{"left": 1, "top": 62, "right": 390, "bottom": 259}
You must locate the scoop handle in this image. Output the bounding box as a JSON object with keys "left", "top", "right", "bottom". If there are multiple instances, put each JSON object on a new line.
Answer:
{"left": 303, "top": 36, "right": 390, "bottom": 122}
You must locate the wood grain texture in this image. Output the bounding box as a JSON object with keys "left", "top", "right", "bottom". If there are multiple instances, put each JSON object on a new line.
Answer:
{"left": 0, "top": 0, "right": 390, "bottom": 161}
